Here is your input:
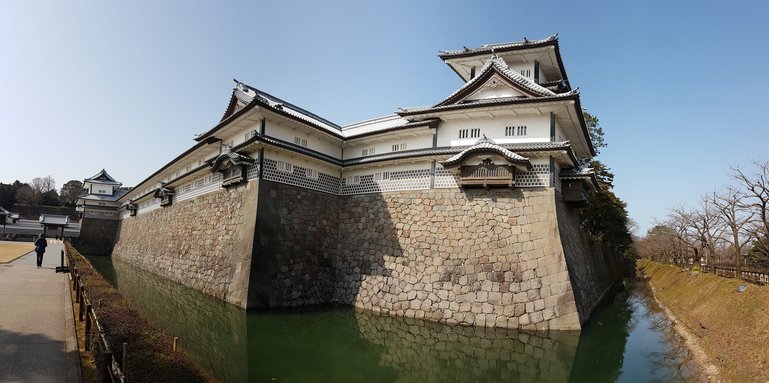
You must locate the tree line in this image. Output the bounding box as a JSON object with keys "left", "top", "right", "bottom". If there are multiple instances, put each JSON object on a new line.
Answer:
{"left": 635, "top": 159, "right": 769, "bottom": 270}
{"left": 579, "top": 112, "right": 634, "bottom": 259}
{"left": 0, "top": 176, "right": 84, "bottom": 209}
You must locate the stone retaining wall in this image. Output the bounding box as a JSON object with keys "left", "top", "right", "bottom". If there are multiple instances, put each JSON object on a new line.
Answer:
{"left": 248, "top": 181, "right": 337, "bottom": 307}
{"left": 334, "top": 188, "right": 585, "bottom": 330}
{"left": 111, "top": 181, "right": 258, "bottom": 307}
{"left": 555, "top": 197, "right": 624, "bottom": 322}
{"left": 108, "top": 179, "right": 622, "bottom": 329}
{"left": 75, "top": 218, "right": 120, "bottom": 256}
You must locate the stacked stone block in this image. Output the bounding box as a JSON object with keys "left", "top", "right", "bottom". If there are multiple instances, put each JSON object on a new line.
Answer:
{"left": 111, "top": 177, "right": 621, "bottom": 329}
{"left": 334, "top": 188, "right": 583, "bottom": 330}
{"left": 112, "top": 181, "right": 258, "bottom": 307}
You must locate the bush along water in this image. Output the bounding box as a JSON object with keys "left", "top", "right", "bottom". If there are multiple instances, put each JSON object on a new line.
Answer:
{"left": 66, "top": 243, "right": 209, "bottom": 383}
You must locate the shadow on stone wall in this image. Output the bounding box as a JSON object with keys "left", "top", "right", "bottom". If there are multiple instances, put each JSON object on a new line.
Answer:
{"left": 555, "top": 197, "right": 624, "bottom": 324}
{"left": 74, "top": 218, "right": 120, "bottom": 256}
{"left": 111, "top": 259, "right": 249, "bottom": 383}
{"left": 250, "top": 181, "right": 396, "bottom": 308}
{"left": 355, "top": 309, "right": 580, "bottom": 382}
{"left": 333, "top": 192, "right": 399, "bottom": 305}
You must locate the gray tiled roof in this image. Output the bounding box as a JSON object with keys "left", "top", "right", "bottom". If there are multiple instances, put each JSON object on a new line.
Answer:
{"left": 210, "top": 145, "right": 256, "bottom": 172}
{"left": 343, "top": 141, "right": 573, "bottom": 167}
{"left": 237, "top": 82, "right": 343, "bottom": 136}
{"left": 399, "top": 91, "right": 578, "bottom": 116}
{"left": 435, "top": 57, "right": 555, "bottom": 108}
{"left": 79, "top": 188, "right": 128, "bottom": 202}
{"left": 84, "top": 169, "right": 121, "bottom": 185}
{"left": 442, "top": 137, "right": 532, "bottom": 169}
{"left": 438, "top": 35, "right": 558, "bottom": 58}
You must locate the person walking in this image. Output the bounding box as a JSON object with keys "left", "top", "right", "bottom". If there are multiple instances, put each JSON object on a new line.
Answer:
{"left": 34, "top": 233, "right": 47, "bottom": 269}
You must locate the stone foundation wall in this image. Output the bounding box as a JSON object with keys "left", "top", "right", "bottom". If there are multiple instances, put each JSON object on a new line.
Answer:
{"left": 555, "top": 197, "right": 624, "bottom": 322}
{"left": 111, "top": 181, "right": 258, "bottom": 308}
{"left": 75, "top": 218, "right": 120, "bottom": 256}
{"left": 106, "top": 178, "right": 622, "bottom": 329}
{"left": 333, "top": 188, "right": 585, "bottom": 331}
{"left": 249, "top": 181, "right": 337, "bottom": 307}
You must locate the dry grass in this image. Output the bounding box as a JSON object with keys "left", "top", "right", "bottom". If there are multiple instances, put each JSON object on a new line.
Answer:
{"left": 0, "top": 242, "right": 34, "bottom": 263}
{"left": 65, "top": 244, "right": 209, "bottom": 383}
{"left": 639, "top": 260, "right": 769, "bottom": 383}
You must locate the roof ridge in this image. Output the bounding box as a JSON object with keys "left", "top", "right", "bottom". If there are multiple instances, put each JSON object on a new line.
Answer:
{"left": 438, "top": 34, "right": 558, "bottom": 57}
{"left": 237, "top": 81, "right": 341, "bottom": 130}
{"left": 341, "top": 114, "right": 402, "bottom": 130}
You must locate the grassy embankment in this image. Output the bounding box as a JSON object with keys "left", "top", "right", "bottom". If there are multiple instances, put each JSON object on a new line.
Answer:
{"left": 638, "top": 260, "right": 769, "bottom": 383}
{"left": 65, "top": 243, "right": 212, "bottom": 383}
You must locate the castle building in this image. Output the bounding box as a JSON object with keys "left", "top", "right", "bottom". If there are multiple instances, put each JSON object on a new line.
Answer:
{"left": 82, "top": 35, "right": 622, "bottom": 331}
{"left": 75, "top": 169, "right": 126, "bottom": 253}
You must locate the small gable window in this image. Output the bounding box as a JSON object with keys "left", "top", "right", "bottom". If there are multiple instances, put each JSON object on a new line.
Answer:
{"left": 458, "top": 129, "right": 480, "bottom": 139}
{"left": 294, "top": 137, "right": 308, "bottom": 147}
{"left": 391, "top": 143, "right": 407, "bottom": 152}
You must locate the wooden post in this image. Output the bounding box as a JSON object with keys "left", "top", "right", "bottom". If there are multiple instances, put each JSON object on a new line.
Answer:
{"left": 74, "top": 275, "right": 80, "bottom": 297}
{"left": 102, "top": 350, "right": 112, "bottom": 381}
{"left": 173, "top": 337, "right": 178, "bottom": 352}
{"left": 122, "top": 342, "right": 127, "bottom": 373}
{"left": 84, "top": 305, "right": 92, "bottom": 351}
{"left": 78, "top": 286, "right": 85, "bottom": 321}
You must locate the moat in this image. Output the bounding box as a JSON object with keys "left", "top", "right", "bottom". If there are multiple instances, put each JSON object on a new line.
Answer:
{"left": 88, "top": 255, "right": 697, "bottom": 382}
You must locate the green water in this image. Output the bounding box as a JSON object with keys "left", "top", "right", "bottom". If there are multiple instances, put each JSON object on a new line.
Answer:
{"left": 86, "top": 256, "right": 696, "bottom": 382}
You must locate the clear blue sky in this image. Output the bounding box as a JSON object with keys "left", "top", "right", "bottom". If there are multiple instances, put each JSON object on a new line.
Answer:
{"left": 2, "top": 0, "right": 768, "bottom": 234}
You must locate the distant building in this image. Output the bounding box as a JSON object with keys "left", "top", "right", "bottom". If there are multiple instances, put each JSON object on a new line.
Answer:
{"left": 75, "top": 169, "right": 127, "bottom": 253}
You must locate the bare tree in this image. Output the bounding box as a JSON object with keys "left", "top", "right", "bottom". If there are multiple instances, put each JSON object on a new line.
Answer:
{"left": 636, "top": 224, "right": 683, "bottom": 264}
{"left": 712, "top": 187, "right": 754, "bottom": 274}
{"left": 731, "top": 159, "right": 769, "bottom": 264}
{"left": 667, "top": 206, "right": 700, "bottom": 265}
{"left": 31, "top": 176, "right": 56, "bottom": 194}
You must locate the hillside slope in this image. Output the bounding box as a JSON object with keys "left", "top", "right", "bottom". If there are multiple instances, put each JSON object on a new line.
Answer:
{"left": 639, "top": 260, "right": 769, "bottom": 383}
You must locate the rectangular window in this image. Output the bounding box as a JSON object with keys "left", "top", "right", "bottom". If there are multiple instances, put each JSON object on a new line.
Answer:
{"left": 346, "top": 175, "right": 361, "bottom": 185}
{"left": 294, "top": 137, "right": 308, "bottom": 147}
{"left": 505, "top": 126, "right": 514, "bottom": 136}
{"left": 195, "top": 178, "right": 204, "bottom": 188}
{"left": 183, "top": 184, "right": 192, "bottom": 192}
{"left": 361, "top": 147, "right": 375, "bottom": 156}
{"left": 520, "top": 69, "right": 531, "bottom": 77}
{"left": 459, "top": 129, "right": 468, "bottom": 139}
{"left": 391, "top": 143, "right": 407, "bottom": 152}
{"left": 517, "top": 125, "right": 527, "bottom": 136}
{"left": 374, "top": 172, "right": 390, "bottom": 181}
{"left": 276, "top": 160, "right": 294, "bottom": 173}
{"left": 306, "top": 168, "right": 319, "bottom": 179}
{"left": 470, "top": 128, "right": 480, "bottom": 138}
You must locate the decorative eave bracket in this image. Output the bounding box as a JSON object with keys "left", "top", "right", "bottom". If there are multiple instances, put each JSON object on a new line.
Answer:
{"left": 441, "top": 136, "right": 532, "bottom": 189}
{"left": 209, "top": 145, "right": 256, "bottom": 187}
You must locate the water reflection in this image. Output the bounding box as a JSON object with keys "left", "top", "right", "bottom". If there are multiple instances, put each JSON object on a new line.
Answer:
{"left": 111, "top": 259, "right": 249, "bottom": 382}
{"left": 92, "top": 257, "right": 696, "bottom": 383}
{"left": 354, "top": 312, "right": 580, "bottom": 383}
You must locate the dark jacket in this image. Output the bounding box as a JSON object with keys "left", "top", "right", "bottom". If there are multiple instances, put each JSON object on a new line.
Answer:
{"left": 34, "top": 237, "right": 48, "bottom": 253}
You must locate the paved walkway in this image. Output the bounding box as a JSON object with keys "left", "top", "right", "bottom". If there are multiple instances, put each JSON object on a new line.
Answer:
{"left": 0, "top": 240, "right": 81, "bottom": 383}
